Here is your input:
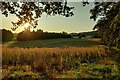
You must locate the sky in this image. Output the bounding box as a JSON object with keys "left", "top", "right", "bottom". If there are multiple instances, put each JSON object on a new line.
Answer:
{"left": 0, "top": 2, "right": 97, "bottom": 33}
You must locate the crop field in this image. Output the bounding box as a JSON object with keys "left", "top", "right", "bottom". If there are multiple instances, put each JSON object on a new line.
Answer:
{"left": 1, "top": 38, "right": 120, "bottom": 79}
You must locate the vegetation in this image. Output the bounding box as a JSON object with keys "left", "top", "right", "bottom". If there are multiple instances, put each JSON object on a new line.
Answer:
{"left": 1, "top": 1, "right": 120, "bottom": 48}
{"left": 0, "top": 1, "right": 74, "bottom": 31}
{"left": 77, "top": 31, "right": 101, "bottom": 38}
{"left": 2, "top": 44, "right": 120, "bottom": 79}
{"left": 17, "top": 29, "right": 71, "bottom": 41}
{"left": 1, "top": 0, "right": 120, "bottom": 79}
{"left": 89, "top": 2, "right": 120, "bottom": 48}
{"left": 0, "top": 29, "right": 14, "bottom": 42}
{"left": 3, "top": 38, "right": 101, "bottom": 48}
{"left": 1, "top": 38, "right": 120, "bottom": 79}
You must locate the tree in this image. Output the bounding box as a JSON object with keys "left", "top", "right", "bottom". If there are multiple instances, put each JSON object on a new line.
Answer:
{"left": 0, "top": 1, "right": 74, "bottom": 30}
{"left": 88, "top": 1, "right": 120, "bottom": 48}
{"left": 17, "top": 29, "right": 71, "bottom": 41}
{"left": 0, "top": 29, "right": 14, "bottom": 42}
{"left": 0, "top": 0, "right": 120, "bottom": 48}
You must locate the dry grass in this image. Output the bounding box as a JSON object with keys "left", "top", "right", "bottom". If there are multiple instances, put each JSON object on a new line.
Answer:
{"left": 1, "top": 38, "right": 120, "bottom": 79}
{"left": 2, "top": 45, "right": 112, "bottom": 78}
{"left": 2, "top": 46, "right": 107, "bottom": 65}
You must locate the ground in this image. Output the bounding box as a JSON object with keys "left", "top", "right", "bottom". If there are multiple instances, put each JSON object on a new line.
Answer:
{"left": 1, "top": 38, "right": 120, "bottom": 79}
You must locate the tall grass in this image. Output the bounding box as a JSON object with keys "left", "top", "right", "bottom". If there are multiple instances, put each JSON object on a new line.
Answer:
{"left": 3, "top": 46, "right": 115, "bottom": 78}
{"left": 2, "top": 46, "right": 107, "bottom": 66}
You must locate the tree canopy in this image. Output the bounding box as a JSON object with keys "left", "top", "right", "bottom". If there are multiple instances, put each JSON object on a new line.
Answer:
{"left": 0, "top": 0, "right": 120, "bottom": 48}
{"left": 0, "top": 1, "right": 74, "bottom": 30}
{"left": 89, "top": 1, "right": 120, "bottom": 48}
{"left": 0, "top": 29, "right": 14, "bottom": 42}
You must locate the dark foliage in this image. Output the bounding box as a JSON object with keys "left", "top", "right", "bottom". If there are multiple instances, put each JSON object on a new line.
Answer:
{"left": 78, "top": 31, "right": 101, "bottom": 38}
{"left": 92, "top": 2, "right": 120, "bottom": 48}
{"left": 17, "top": 29, "right": 71, "bottom": 41}
{"left": 0, "top": 1, "right": 74, "bottom": 31}
{"left": 0, "top": 29, "right": 14, "bottom": 42}
{"left": 83, "top": 1, "right": 120, "bottom": 48}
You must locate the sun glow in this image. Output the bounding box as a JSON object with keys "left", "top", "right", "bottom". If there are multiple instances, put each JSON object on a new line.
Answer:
{"left": 24, "top": 23, "right": 30, "bottom": 29}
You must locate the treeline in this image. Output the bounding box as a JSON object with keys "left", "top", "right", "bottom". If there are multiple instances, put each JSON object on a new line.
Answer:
{"left": 0, "top": 29, "right": 14, "bottom": 42}
{"left": 1, "top": 29, "right": 100, "bottom": 42}
{"left": 17, "top": 29, "right": 71, "bottom": 41}
{"left": 78, "top": 31, "right": 100, "bottom": 38}
{"left": 70, "top": 31, "right": 100, "bottom": 38}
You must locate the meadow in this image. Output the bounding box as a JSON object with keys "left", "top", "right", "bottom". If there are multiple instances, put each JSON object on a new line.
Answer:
{"left": 1, "top": 38, "right": 120, "bottom": 79}
{"left": 3, "top": 38, "right": 101, "bottom": 48}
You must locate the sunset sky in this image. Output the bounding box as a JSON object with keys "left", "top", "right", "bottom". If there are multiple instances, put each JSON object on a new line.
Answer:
{"left": 1, "top": 2, "right": 97, "bottom": 33}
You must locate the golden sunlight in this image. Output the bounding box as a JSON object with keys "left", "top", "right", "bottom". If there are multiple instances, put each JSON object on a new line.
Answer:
{"left": 24, "top": 23, "right": 30, "bottom": 29}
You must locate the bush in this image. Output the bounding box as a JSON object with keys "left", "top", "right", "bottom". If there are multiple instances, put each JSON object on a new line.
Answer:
{"left": 1, "top": 29, "right": 14, "bottom": 42}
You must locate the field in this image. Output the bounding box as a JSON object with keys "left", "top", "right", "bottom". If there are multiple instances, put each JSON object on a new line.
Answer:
{"left": 1, "top": 38, "right": 120, "bottom": 79}
{"left": 3, "top": 38, "right": 101, "bottom": 48}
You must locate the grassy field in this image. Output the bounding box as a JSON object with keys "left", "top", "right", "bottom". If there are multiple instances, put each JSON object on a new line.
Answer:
{"left": 3, "top": 38, "right": 101, "bottom": 48}
{"left": 1, "top": 38, "right": 120, "bottom": 79}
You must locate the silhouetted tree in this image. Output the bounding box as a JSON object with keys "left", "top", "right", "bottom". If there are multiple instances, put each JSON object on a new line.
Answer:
{"left": 17, "top": 29, "right": 71, "bottom": 41}
{"left": 0, "top": 1, "right": 74, "bottom": 31}
{"left": 89, "top": 1, "right": 120, "bottom": 48}
{"left": 1, "top": 29, "right": 14, "bottom": 42}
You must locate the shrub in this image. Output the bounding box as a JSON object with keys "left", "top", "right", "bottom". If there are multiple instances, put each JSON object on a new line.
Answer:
{"left": 1, "top": 29, "right": 14, "bottom": 42}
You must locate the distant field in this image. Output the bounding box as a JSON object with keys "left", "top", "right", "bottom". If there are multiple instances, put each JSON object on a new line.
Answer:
{"left": 3, "top": 38, "right": 101, "bottom": 48}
